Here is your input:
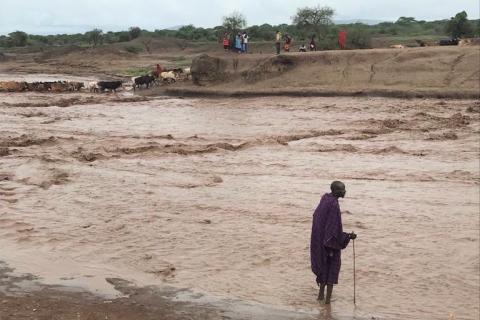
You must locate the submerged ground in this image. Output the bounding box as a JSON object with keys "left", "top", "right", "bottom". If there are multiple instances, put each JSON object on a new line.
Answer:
{"left": 0, "top": 90, "right": 479, "bottom": 319}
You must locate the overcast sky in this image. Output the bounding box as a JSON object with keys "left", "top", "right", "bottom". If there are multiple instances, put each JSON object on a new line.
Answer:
{"left": 1, "top": 0, "right": 478, "bottom": 35}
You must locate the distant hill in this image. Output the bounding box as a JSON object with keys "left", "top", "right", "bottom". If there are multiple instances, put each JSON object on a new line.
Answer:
{"left": 334, "top": 19, "right": 391, "bottom": 25}
{"left": 165, "top": 25, "right": 185, "bottom": 31}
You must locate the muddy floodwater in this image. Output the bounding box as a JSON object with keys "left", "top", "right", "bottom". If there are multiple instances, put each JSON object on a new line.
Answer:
{"left": 0, "top": 92, "right": 479, "bottom": 319}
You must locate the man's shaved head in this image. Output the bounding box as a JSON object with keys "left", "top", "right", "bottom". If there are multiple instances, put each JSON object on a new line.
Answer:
{"left": 330, "top": 181, "right": 346, "bottom": 198}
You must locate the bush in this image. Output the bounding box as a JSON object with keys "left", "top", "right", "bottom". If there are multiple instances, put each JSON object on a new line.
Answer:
{"left": 347, "top": 26, "right": 372, "bottom": 49}
{"left": 8, "top": 31, "right": 28, "bottom": 47}
{"left": 118, "top": 32, "right": 130, "bottom": 42}
{"left": 129, "top": 27, "right": 142, "bottom": 40}
{"left": 124, "top": 67, "right": 151, "bottom": 76}
{"left": 124, "top": 45, "right": 143, "bottom": 54}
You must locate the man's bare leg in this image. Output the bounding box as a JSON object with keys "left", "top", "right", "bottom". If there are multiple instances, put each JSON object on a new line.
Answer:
{"left": 317, "top": 283, "right": 326, "bottom": 301}
{"left": 325, "top": 284, "right": 333, "bottom": 304}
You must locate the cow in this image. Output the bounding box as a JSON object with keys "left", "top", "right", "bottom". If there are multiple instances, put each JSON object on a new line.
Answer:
{"left": 439, "top": 38, "right": 459, "bottom": 46}
{"left": 97, "top": 81, "right": 122, "bottom": 92}
{"left": 67, "top": 81, "right": 84, "bottom": 91}
{"left": 4, "top": 81, "right": 14, "bottom": 92}
{"left": 88, "top": 81, "right": 99, "bottom": 93}
{"left": 183, "top": 67, "right": 191, "bottom": 80}
{"left": 50, "top": 81, "right": 68, "bottom": 92}
{"left": 160, "top": 71, "right": 176, "bottom": 84}
{"left": 133, "top": 75, "right": 155, "bottom": 91}
{"left": 26, "top": 82, "right": 40, "bottom": 91}
{"left": 172, "top": 68, "right": 184, "bottom": 77}
{"left": 459, "top": 39, "right": 473, "bottom": 46}
{"left": 415, "top": 39, "right": 427, "bottom": 47}
{"left": 0, "top": 81, "right": 27, "bottom": 92}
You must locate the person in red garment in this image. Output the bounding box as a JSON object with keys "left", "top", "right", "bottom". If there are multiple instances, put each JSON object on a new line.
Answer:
{"left": 338, "top": 30, "right": 348, "bottom": 50}
{"left": 152, "top": 64, "right": 163, "bottom": 78}
{"left": 223, "top": 33, "right": 230, "bottom": 51}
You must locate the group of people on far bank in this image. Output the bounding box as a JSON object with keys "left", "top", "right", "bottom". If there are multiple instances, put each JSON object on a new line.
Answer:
{"left": 223, "top": 32, "right": 249, "bottom": 53}
{"left": 223, "top": 30, "right": 348, "bottom": 54}
{"left": 275, "top": 31, "right": 318, "bottom": 54}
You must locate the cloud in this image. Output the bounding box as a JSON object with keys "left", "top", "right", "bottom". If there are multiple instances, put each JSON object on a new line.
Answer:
{"left": 0, "top": 0, "right": 478, "bottom": 35}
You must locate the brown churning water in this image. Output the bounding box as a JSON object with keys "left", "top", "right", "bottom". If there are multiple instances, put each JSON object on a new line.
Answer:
{"left": 0, "top": 92, "right": 478, "bottom": 319}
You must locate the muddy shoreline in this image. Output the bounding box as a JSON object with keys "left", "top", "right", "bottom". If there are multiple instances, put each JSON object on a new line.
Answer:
{"left": 1, "top": 260, "right": 341, "bottom": 320}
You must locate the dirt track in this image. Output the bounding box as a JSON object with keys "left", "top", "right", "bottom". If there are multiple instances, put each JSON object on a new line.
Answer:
{"left": 0, "top": 90, "right": 479, "bottom": 319}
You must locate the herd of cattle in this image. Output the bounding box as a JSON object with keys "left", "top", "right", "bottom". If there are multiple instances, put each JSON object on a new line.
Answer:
{"left": 87, "top": 67, "right": 191, "bottom": 92}
{"left": 0, "top": 80, "right": 85, "bottom": 93}
{"left": 0, "top": 67, "right": 191, "bottom": 93}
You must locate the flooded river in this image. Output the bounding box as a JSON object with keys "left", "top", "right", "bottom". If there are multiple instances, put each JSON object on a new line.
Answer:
{"left": 0, "top": 92, "right": 479, "bottom": 319}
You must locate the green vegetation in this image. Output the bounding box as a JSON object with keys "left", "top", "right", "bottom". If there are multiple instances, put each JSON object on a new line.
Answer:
{"left": 124, "top": 45, "right": 143, "bottom": 54}
{"left": 123, "top": 67, "right": 152, "bottom": 76}
{"left": 0, "top": 10, "right": 478, "bottom": 50}
{"left": 7, "top": 31, "right": 28, "bottom": 47}
{"left": 446, "top": 11, "right": 474, "bottom": 38}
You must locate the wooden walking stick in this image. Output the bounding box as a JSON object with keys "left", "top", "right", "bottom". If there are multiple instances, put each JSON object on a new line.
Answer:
{"left": 353, "top": 238, "right": 356, "bottom": 305}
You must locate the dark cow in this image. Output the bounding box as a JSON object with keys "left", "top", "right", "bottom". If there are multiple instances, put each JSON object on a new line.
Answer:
{"left": 67, "top": 81, "right": 84, "bottom": 91}
{"left": 97, "top": 81, "right": 122, "bottom": 92}
{"left": 439, "top": 38, "right": 459, "bottom": 46}
{"left": 133, "top": 75, "right": 155, "bottom": 91}
{"left": 26, "top": 82, "right": 40, "bottom": 91}
{"left": 50, "top": 81, "right": 68, "bottom": 92}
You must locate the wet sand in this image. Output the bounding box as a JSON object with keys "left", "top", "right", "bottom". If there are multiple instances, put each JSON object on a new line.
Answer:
{"left": 0, "top": 90, "right": 479, "bottom": 319}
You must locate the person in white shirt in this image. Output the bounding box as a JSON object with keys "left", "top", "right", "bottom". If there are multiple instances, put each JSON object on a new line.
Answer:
{"left": 242, "top": 32, "right": 249, "bottom": 53}
{"left": 275, "top": 31, "right": 282, "bottom": 55}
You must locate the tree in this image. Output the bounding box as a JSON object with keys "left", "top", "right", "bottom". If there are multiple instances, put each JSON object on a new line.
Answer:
{"left": 446, "top": 11, "right": 473, "bottom": 38}
{"left": 396, "top": 17, "right": 417, "bottom": 25}
{"left": 177, "top": 25, "right": 196, "bottom": 40}
{"left": 8, "top": 31, "right": 28, "bottom": 47}
{"left": 292, "top": 5, "right": 334, "bottom": 39}
{"left": 118, "top": 32, "right": 130, "bottom": 42}
{"left": 222, "top": 11, "right": 247, "bottom": 35}
{"left": 86, "top": 28, "right": 103, "bottom": 46}
{"left": 141, "top": 38, "right": 152, "bottom": 53}
{"left": 129, "top": 26, "right": 142, "bottom": 40}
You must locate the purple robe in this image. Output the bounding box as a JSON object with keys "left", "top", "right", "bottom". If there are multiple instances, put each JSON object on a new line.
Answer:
{"left": 310, "top": 193, "right": 350, "bottom": 285}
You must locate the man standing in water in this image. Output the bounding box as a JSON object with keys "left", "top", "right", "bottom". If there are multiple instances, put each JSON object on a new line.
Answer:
{"left": 310, "top": 181, "right": 357, "bottom": 304}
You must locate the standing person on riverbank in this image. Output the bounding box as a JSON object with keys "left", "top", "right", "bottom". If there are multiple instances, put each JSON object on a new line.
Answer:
{"left": 235, "top": 33, "right": 242, "bottom": 53}
{"left": 284, "top": 33, "right": 292, "bottom": 52}
{"left": 275, "top": 31, "right": 282, "bottom": 55}
{"left": 223, "top": 33, "right": 230, "bottom": 52}
{"left": 339, "top": 30, "right": 348, "bottom": 50}
{"left": 309, "top": 35, "right": 317, "bottom": 51}
{"left": 310, "top": 181, "right": 357, "bottom": 304}
{"left": 242, "top": 31, "right": 249, "bottom": 53}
